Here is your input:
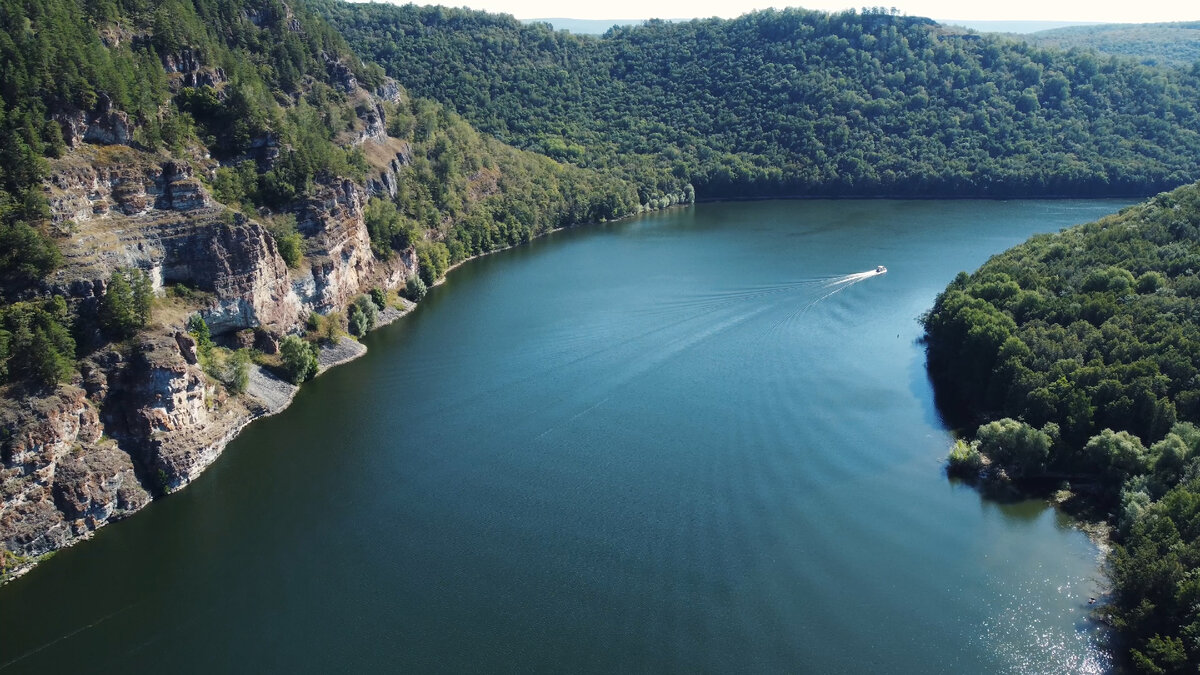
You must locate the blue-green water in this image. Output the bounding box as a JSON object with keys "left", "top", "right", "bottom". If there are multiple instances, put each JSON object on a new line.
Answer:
{"left": 0, "top": 199, "right": 1131, "bottom": 672}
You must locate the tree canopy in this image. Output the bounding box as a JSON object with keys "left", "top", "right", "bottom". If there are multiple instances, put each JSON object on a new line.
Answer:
{"left": 321, "top": 3, "right": 1200, "bottom": 200}
{"left": 923, "top": 180, "right": 1200, "bottom": 671}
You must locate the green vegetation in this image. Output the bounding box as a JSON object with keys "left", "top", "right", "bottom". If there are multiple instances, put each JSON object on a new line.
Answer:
{"left": 187, "top": 314, "right": 214, "bottom": 357}
{"left": 0, "top": 0, "right": 393, "bottom": 386}
{"left": 99, "top": 268, "right": 154, "bottom": 339}
{"left": 347, "top": 295, "right": 376, "bottom": 338}
{"left": 404, "top": 275, "right": 428, "bottom": 302}
{"left": 1020, "top": 22, "right": 1200, "bottom": 69}
{"left": 268, "top": 216, "right": 304, "bottom": 269}
{"left": 923, "top": 181, "right": 1200, "bottom": 671}
{"left": 186, "top": 313, "right": 247, "bottom": 393}
{"left": 0, "top": 297, "right": 75, "bottom": 387}
{"left": 369, "top": 287, "right": 386, "bottom": 311}
{"left": 362, "top": 94, "right": 643, "bottom": 277}
{"left": 279, "top": 334, "right": 318, "bottom": 384}
{"left": 322, "top": 4, "right": 1200, "bottom": 199}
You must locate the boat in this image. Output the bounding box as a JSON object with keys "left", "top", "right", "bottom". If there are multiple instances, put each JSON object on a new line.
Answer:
{"left": 875, "top": 265, "right": 887, "bottom": 274}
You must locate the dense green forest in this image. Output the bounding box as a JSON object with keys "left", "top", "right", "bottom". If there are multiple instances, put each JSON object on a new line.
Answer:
{"left": 0, "top": 0, "right": 644, "bottom": 390}
{"left": 1021, "top": 22, "right": 1200, "bottom": 69}
{"left": 6, "top": 1, "right": 1200, "bottom": 667}
{"left": 320, "top": 3, "right": 1200, "bottom": 199}
{"left": 923, "top": 181, "right": 1200, "bottom": 672}
{"left": 0, "top": 0, "right": 379, "bottom": 386}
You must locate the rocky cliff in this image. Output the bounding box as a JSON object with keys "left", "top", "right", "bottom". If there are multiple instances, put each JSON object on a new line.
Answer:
{"left": 0, "top": 68, "right": 422, "bottom": 580}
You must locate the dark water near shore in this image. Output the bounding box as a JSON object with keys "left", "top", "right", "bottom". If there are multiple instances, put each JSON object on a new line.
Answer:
{"left": 1, "top": 199, "right": 1132, "bottom": 673}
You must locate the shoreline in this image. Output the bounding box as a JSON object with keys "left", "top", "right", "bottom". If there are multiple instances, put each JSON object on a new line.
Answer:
{"left": 1, "top": 194, "right": 1122, "bottom": 585}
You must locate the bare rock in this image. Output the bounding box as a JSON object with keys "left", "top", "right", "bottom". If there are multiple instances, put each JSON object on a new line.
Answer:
{"left": 0, "top": 385, "right": 147, "bottom": 560}
{"left": 175, "top": 331, "right": 199, "bottom": 364}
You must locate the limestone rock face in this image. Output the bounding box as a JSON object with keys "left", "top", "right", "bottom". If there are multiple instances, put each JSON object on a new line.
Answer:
{"left": 366, "top": 148, "right": 412, "bottom": 199}
{"left": 161, "top": 48, "right": 226, "bottom": 89}
{"left": 293, "top": 179, "right": 378, "bottom": 313}
{"left": 325, "top": 56, "right": 358, "bottom": 93}
{"left": 182, "top": 216, "right": 303, "bottom": 334}
{"left": 82, "top": 109, "right": 134, "bottom": 146}
{"left": 115, "top": 337, "right": 251, "bottom": 493}
{"left": 2, "top": 70, "right": 427, "bottom": 580}
{"left": 0, "top": 386, "right": 149, "bottom": 560}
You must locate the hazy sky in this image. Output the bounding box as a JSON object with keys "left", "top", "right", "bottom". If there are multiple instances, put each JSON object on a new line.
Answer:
{"left": 391, "top": 0, "right": 1198, "bottom": 23}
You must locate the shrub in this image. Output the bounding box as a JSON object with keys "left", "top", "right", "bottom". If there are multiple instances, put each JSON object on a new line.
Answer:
{"left": 269, "top": 215, "right": 303, "bottom": 269}
{"left": 416, "top": 240, "right": 450, "bottom": 285}
{"left": 279, "top": 335, "right": 318, "bottom": 384}
{"left": 348, "top": 295, "right": 377, "bottom": 338}
{"left": 370, "top": 287, "right": 386, "bottom": 310}
{"left": 404, "top": 274, "right": 428, "bottom": 301}
{"left": 203, "top": 347, "right": 250, "bottom": 394}
{"left": 948, "top": 439, "right": 985, "bottom": 476}
{"left": 187, "top": 314, "right": 214, "bottom": 358}
{"left": 974, "top": 418, "right": 1052, "bottom": 478}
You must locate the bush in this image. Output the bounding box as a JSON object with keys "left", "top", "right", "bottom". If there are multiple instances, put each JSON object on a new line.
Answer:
{"left": 187, "top": 314, "right": 214, "bottom": 359}
{"left": 974, "top": 418, "right": 1052, "bottom": 478}
{"left": 416, "top": 240, "right": 450, "bottom": 285}
{"left": 305, "top": 311, "right": 343, "bottom": 344}
{"left": 203, "top": 347, "right": 250, "bottom": 394}
{"left": 267, "top": 215, "right": 303, "bottom": 269}
{"left": 348, "top": 295, "right": 377, "bottom": 338}
{"left": 404, "top": 274, "right": 428, "bottom": 301}
{"left": 948, "top": 439, "right": 985, "bottom": 476}
{"left": 279, "top": 335, "right": 318, "bottom": 384}
{"left": 370, "top": 287, "right": 387, "bottom": 310}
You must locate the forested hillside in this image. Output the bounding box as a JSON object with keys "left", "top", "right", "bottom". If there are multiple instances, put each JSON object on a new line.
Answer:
{"left": 1021, "top": 22, "right": 1200, "bottom": 69}
{"left": 0, "top": 0, "right": 643, "bottom": 390}
{"left": 922, "top": 181, "right": 1200, "bottom": 672}
{"left": 321, "top": 3, "right": 1200, "bottom": 199}
{"left": 0, "top": 0, "right": 650, "bottom": 575}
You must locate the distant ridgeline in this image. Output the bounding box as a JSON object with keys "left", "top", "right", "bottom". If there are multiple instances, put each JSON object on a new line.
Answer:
{"left": 1020, "top": 22, "right": 1200, "bottom": 70}
{"left": 923, "top": 181, "right": 1200, "bottom": 672}
{"left": 319, "top": 3, "right": 1200, "bottom": 200}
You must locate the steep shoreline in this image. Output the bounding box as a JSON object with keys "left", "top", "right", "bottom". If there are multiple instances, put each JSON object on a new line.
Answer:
{"left": 0, "top": 195, "right": 669, "bottom": 585}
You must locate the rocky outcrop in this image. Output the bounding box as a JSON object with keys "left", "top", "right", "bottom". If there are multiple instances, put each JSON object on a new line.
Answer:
{"left": 113, "top": 336, "right": 252, "bottom": 492}
{"left": 178, "top": 215, "right": 303, "bottom": 334}
{"left": 292, "top": 179, "right": 378, "bottom": 314}
{"left": 325, "top": 54, "right": 358, "bottom": 93}
{"left": 366, "top": 148, "right": 412, "bottom": 199}
{"left": 2, "top": 69, "right": 432, "bottom": 582}
{"left": 48, "top": 156, "right": 210, "bottom": 227}
{"left": 0, "top": 386, "right": 150, "bottom": 562}
{"left": 161, "top": 49, "right": 226, "bottom": 89}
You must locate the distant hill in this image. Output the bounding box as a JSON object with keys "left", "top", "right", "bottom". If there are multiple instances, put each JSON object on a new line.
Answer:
{"left": 941, "top": 20, "right": 1104, "bottom": 34}
{"left": 524, "top": 18, "right": 647, "bottom": 34}
{"left": 1021, "top": 22, "right": 1200, "bottom": 68}
{"left": 532, "top": 18, "right": 1100, "bottom": 36}
{"left": 322, "top": 3, "right": 1200, "bottom": 200}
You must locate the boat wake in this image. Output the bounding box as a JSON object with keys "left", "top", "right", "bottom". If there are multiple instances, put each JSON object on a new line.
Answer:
{"left": 761, "top": 266, "right": 888, "bottom": 335}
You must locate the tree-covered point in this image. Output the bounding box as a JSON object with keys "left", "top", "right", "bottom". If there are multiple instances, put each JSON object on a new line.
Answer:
{"left": 922, "top": 181, "right": 1200, "bottom": 671}
{"left": 319, "top": 3, "right": 1200, "bottom": 200}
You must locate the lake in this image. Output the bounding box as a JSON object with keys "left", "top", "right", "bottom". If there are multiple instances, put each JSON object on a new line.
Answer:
{"left": 0, "top": 199, "right": 1132, "bottom": 673}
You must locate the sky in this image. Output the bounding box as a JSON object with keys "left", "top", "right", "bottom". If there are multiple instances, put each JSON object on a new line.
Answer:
{"left": 377, "top": 0, "right": 1199, "bottom": 24}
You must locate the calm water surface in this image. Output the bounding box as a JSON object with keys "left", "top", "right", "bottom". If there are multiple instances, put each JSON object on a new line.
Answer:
{"left": 1, "top": 199, "right": 1132, "bottom": 673}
